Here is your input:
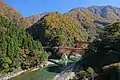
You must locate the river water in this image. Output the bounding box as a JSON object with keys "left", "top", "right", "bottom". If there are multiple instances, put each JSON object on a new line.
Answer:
{"left": 10, "top": 64, "right": 62, "bottom": 80}
{"left": 10, "top": 56, "right": 81, "bottom": 80}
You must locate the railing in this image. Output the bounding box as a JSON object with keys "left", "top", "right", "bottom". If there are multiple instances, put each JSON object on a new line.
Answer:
{"left": 43, "top": 41, "right": 89, "bottom": 53}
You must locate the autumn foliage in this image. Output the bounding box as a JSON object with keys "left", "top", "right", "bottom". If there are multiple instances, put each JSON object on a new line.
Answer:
{"left": 0, "top": 0, "right": 31, "bottom": 28}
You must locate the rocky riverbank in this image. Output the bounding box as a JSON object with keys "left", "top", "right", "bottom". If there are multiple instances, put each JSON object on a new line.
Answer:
{"left": 0, "top": 61, "right": 54, "bottom": 80}
{"left": 0, "top": 67, "right": 40, "bottom": 80}
{"left": 53, "top": 72, "right": 75, "bottom": 80}
{"left": 0, "top": 70, "right": 27, "bottom": 80}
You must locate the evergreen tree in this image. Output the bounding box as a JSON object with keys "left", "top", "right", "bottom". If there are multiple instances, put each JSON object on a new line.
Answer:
{"left": 0, "top": 15, "right": 48, "bottom": 73}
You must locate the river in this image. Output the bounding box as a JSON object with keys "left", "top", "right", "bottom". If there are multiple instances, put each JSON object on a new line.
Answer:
{"left": 10, "top": 64, "right": 63, "bottom": 80}
{"left": 10, "top": 56, "right": 81, "bottom": 80}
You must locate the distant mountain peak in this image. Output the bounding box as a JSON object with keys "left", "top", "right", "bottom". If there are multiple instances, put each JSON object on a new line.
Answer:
{"left": 87, "top": 5, "right": 120, "bottom": 22}
{"left": 65, "top": 6, "right": 110, "bottom": 38}
{"left": 26, "top": 12, "right": 48, "bottom": 24}
{"left": 68, "top": 5, "right": 120, "bottom": 22}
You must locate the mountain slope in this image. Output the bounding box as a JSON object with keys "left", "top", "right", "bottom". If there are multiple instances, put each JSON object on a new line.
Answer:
{"left": 65, "top": 8, "right": 109, "bottom": 39}
{"left": 88, "top": 5, "right": 120, "bottom": 22}
{"left": 0, "top": 14, "right": 48, "bottom": 72}
{"left": 26, "top": 12, "right": 48, "bottom": 25}
{"left": 27, "top": 12, "right": 88, "bottom": 47}
{"left": 0, "top": 0, "right": 31, "bottom": 28}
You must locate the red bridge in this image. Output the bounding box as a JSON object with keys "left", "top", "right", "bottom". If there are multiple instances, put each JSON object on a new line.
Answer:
{"left": 59, "top": 41, "right": 89, "bottom": 55}
{"left": 43, "top": 41, "right": 90, "bottom": 55}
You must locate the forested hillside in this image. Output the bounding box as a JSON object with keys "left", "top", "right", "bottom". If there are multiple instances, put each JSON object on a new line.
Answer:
{"left": 88, "top": 5, "right": 120, "bottom": 22}
{"left": 1, "top": 1, "right": 120, "bottom": 79}
{"left": 0, "top": 15, "right": 48, "bottom": 73}
{"left": 27, "top": 12, "right": 88, "bottom": 46}
{"left": 26, "top": 6, "right": 120, "bottom": 40}
{"left": 0, "top": 0, "right": 31, "bottom": 28}
{"left": 65, "top": 8, "right": 109, "bottom": 39}
{"left": 27, "top": 12, "right": 88, "bottom": 58}
{"left": 73, "top": 22, "right": 120, "bottom": 80}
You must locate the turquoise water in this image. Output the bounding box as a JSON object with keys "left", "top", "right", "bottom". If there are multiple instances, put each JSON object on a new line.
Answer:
{"left": 10, "top": 56, "right": 81, "bottom": 80}
{"left": 10, "top": 64, "right": 62, "bottom": 80}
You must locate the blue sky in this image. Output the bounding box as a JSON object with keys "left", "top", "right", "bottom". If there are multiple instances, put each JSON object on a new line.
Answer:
{"left": 4, "top": 0, "right": 120, "bottom": 17}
